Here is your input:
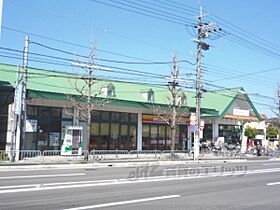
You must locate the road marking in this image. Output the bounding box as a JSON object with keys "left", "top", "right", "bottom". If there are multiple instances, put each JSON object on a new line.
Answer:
{"left": 0, "top": 184, "right": 39, "bottom": 190}
{"left": 0, "top": 173, "right": 85, "bottom": 180}
{"left": 262, "top": 163, "right": 280, "bottom": 166}
{"left": 164, "top": 166, "right": 222, "bottom": 171}
{"left": 62, "top": 195, "right": 181, "bottom": 210}
{"left": 1, "top": 168, "right": 280, "bottom": 194}
{"left": 266, "top": 182, "right": 280, "bottom": 186}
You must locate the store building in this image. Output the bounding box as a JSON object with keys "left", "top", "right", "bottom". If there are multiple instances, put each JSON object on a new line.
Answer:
{"left": 0, "top": 63, "right": 261, "bottom": 152}
{"left": 200, "top": 88, "right": 262, "bottom": 144}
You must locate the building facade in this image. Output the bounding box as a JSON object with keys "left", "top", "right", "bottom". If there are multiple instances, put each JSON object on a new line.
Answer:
{"left": 0, "top": 63, "right": 262, "bottom": 152}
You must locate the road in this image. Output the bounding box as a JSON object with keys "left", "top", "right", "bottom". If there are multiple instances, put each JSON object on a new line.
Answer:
{"left": 0, "top": 160, "right": 280, "bottom": 209}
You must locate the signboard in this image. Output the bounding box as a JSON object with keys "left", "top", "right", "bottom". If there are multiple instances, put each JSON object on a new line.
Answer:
{"left": 25, "top": 119, "right": 37, "bottom": 132}
{"left": 241, "top": 136, "right": 248, "bottom": 153}
{"left": 191, "top": 125, "right": 196, "bottom": 133}
{"left": 61, "top": 126, "right": 83, "bottom": 155}
{"left": 14, "top": 83, "right": 23, "bottom": 115}
{"left": 233, "top": 108, "right": 249, "bottom": 117}
{"left": 142, "top": 115, "right": 189, "bottom": 125}
{"left": 200, "top": 120, "right": 205, "bottom": 130}
{"left": 190, "top": 113, "right": 196, "bottom": 126}
{"left": 49, "top": 132, "right": 60, "bottom": 146}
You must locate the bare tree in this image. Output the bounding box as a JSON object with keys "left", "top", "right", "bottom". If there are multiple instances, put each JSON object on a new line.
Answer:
{"left": 65, "top": 46, "right": 109, "bottom": 153}
{"left": 153, "top": 55, "right": 189, "bottom": 157}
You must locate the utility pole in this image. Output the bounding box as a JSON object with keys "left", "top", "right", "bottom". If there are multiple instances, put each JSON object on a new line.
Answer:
{"left": 169, "top": 55, "right": 179, "bottom": 157}
{"left": 10, "top": 65, "right": 21, "bottom": 161}
{"left": 277, "top": 85, "right": 280, "bottom": 147}
{"left": 193, "top": 5, "right": 221, "bottom": 161}
{"left": 193, "top": 5, "right": 203, "bottom": 161}
{"left": 21, "top": 35, "right": 29, "bottom": 151}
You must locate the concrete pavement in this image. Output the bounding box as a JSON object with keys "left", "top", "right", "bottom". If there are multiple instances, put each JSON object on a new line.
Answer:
{"left": 0, "top": 160, "right": 280, "bottom": 209}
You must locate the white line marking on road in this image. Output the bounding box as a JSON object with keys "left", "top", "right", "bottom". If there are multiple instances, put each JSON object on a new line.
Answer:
{"left": 0, "top": 184, "right": 39, "bottom": 190}
{"left": 62, "top": 195, "right": 181, "bottom": 210}
{"left": 0, "top": 173, "right": 85, "bottom": 180}
{"left": 164, "top": 166, "right": 222, "bottom": 171}
{"left": 1, "top": 168, "right": 280, "bottom": 194}
{"left": 266, "top": 182, "right": 280, "bottom": 186}
{"left": 262, "top": 163, "right": 280, "bottom": 166}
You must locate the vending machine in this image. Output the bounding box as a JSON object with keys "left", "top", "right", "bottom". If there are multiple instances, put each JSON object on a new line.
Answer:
{"left": 61, "top": 126, "right": 83, "bottom": 155}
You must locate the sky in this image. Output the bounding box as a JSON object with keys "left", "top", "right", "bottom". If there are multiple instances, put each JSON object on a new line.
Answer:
{"left": 1, "top": 0, "right": 280, "bottom": 117}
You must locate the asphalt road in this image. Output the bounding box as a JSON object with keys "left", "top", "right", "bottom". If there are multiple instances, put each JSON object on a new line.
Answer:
{"left": 0, "top": 160, "right": 280, "bottom": 210}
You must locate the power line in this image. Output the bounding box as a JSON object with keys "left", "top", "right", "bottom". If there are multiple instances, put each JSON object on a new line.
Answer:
{"left": 119, "top": 0, "right": 195, "bottom": 23}
{"left": 89, "top": 0, "right": 194, "bottom": 26}
{"left": 201, "top": 66, "right": 277, "bottom": 88}
{"left": 1, "top": 26, "right": 162, "bottom": 62}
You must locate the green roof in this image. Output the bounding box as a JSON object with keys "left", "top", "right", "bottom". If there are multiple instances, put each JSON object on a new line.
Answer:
{"left": 0, "top": 63, "right": 261, "bottom": 119}
{"left": 0, "top": 63, "right": 198, "bottom": 107}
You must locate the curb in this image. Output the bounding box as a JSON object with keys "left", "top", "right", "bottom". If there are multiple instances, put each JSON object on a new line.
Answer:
{"left": 0, "top": 159, "right": 251, "bottom": 171}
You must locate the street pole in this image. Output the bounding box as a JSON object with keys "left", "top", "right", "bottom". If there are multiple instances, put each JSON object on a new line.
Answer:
{"left": 194, "top": 6, "right": 203, "bottom": 161}
{"left": 170, "top": 56, "right": 178, "bottom": 157}
{"left": 277, "top": 84, "right": 280, "bottom": 149}
{"left": 21, "top": 35, "right": 29, "bottom": 151}
{"left": 10, "top": 65, "right": 21, "bottom": 161}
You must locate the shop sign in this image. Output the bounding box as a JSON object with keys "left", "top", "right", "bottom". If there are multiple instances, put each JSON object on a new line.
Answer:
{"left": 14, "top": 84, "right": 23, "bottom": 115}
{"left": 142, "top": 115, "right": 189, "bottom": 125}
{"left": 49, "top": 132, "right": 60, "bottom": 146}
{"left": 200, "top": 120, "right": 205, "bottom": 130}
{"left": 190, "top": 113, "right": 196, "bottom": 125}
{"left": 25, "top": 119, "right": 37, "bottom": 132}
{"left": 233, "top": 108, "right": 249, "bottom": 117}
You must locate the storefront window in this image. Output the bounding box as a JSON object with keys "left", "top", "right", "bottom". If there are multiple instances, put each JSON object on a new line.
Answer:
{"left": 100, "top": 123, "right": 109, "bottom": 149}
{"left": 203, "top": 124, "right": 213, "bottom": 141}
{"left": 91, "top": 111, "right": 100, "bottom": 122}
{"left": 101, "top": 111, "right": 110, "bottom": 122}
{"left": 130, "top": 113, "right": 138, "bottom": 123}
{"left": 50, "top": 120, "right": 61, "bottom": 132}
{"left": 130, "top": 125, "right": 137, "bottom": 150}
{"left": 111, "top": 112, "right": 120, "bottom": 122}
{"left": 38, "top": 107, "right": 49, "bottom": 118}
{"left": 158, "top": 125, "right": 166, "bottom": 150}
{"left": 90, "top": 110, "right": 138, "bottom": 150}
{"left": 110, "top": 123, "right": 119, "bottom": 150}
{"left": 50, "top": 108, "right": 61, "bottom": 118}
{"left": 26, "top": 106, "right": 63, "bottom": 151}
{"left": 90, "top": 123, "right": 100, "bottom": 150}
{"left": 150, "top": 125, "right": 157, "bottom": 149}
{"left": 142, "top": 125, "right": 150, "bottom": 150}
{"left": 219, "top": 124, "right": 241, "bottom": 144}
{"left": 120, "top": 112, "right": 129, "bottom": 122}
{"left": 120, "top": 125, "right": 128, "bottom": 150}
{"left": 27, "top": 106, "right": 37, "bottom": 117}
{"left": 142, "top": 123, "right": 187, "bottom": 150}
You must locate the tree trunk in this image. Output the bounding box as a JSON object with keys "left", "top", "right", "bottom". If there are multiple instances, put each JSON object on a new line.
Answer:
{"left": 277, "top": 127, "right": 280, "bottom": 149}
{"left": 171, "top": 104, "right": 177, "bottom": 158}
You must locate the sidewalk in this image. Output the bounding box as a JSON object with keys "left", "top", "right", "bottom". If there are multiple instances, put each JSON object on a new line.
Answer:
{"left": 1, "top": 158, "right": 277, "bottom": 171}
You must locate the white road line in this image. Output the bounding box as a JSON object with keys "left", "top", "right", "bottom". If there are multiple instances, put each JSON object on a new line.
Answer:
{"left": 62, "top": 195, "right": 181, "bottom": 210}
{"left": 262, "top": 163, "right": 280, "bottom": 166}
{"left": 266, "top": 182, "right": 280, "bottom": 186}
{"left": 164, "top": 166, "right": 222, "bottom": 171}
{"left": 1, "top": 168, "right": 280, "bottom": 194}
{"left": 0, "top": 173, "right": 85, "bottom": 180}
{"left": 0, "top": 184, "right": 39, "bottom": 190}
